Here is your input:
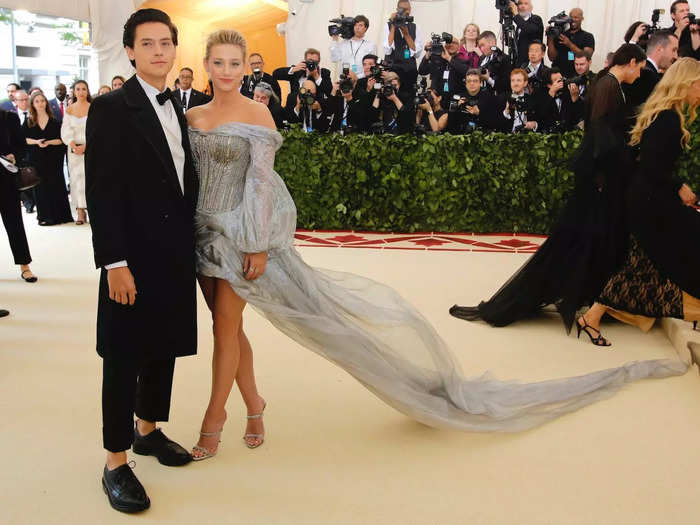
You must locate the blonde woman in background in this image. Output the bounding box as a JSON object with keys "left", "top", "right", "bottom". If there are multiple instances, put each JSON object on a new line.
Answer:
{"left": 458, "top": 23, "right": 481, "bottom": 68}
{"left": 61, "top": 80, "right": 91, "bottom": 224}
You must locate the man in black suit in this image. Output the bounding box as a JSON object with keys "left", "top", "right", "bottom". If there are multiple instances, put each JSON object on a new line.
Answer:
{"left": 667, "top": 0, "right": 700, "bottom": 58}
{"left": 477, "top": 31, "right": 513, "bottom": 96}
{"left": 85, "top": 9, "right": 197, "bottom": 514}
{"left": 326, "top": 77, "right": 370, "bottom": 133}
{"left": 520, "top": 40, "right": 551, "bottom": 95}
{"left": 174, "top": 67, "right": 210, "bottom": 113}
{"left": 447, "top": 69, "right": 502, "bottom": 133}
{"left": 1, "top": 82, "right": 19, "bottom": 112}
{"left": 273, "top": 48, "right": 333, "bottom": 113}
{"left": 241, "top": 53, "right": 282, "bottom": 101}
{"left": 288, "top": 79, "right": 333, "bottom": 132}
{"left": 49, "top": 83, "right": 68, "bottom": 124}
{"left": 624, "top": 31, "right": 679, "bottom": 109}
{"left": 418, "top": 35, "right": 469, "bottom": 111}
{"left": 508, "top": 0, "right": 544, "bottom": 67}
{"left": 534, "top": 68, "right": 584, "bottom": 132}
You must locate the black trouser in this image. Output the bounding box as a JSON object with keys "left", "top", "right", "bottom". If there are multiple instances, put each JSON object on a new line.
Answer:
{"left": 0, "top": 172, "right": 32, "bottom": 265}
{"left": 102, "top": 356, "right": 176, "bottom": 453}
{"left": 21, "top": 188, "right": 35, "bottom": 212}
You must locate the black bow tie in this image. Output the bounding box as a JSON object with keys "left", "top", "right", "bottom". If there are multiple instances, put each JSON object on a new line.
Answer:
{"left": 156, "top": 88, "right": 172, "bottom": 105}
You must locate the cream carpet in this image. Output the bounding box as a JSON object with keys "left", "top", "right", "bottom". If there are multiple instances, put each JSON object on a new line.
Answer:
{"left": 2, "top": 217, "right": 699, "bottom": 525}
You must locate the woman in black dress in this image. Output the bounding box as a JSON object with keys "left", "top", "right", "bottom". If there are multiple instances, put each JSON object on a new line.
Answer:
{"left": 449, "top": 44, "right": 648, "bottom": 336}
{"left": 575, "top": 57, "right": 700, "bottom": 343}
{"left": 24, "top": 91, "right": 73, "bottom": 225}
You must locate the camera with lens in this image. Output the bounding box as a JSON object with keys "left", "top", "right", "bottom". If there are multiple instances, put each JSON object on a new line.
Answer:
{"left": 508, "top": 95, "right": 529, "bottom": 115}
{"left": 689, "top": 12, "right": 697, "bottom": 25}
{"left": 382, "top": 84, "right": 397, "bottom": 98}
{"left": 328, "top": 15, "right": 357, "bottom": 40}
{"left": 414, "top": 77, "right": 430, "bottom": 105}
{"left": 391, "top": 6, "right": 414, "bottom": 27}
{"left": 299, "top": 87, "right": 316, "bottom": 107}
{"left": 448, "top": 94, "right": 467, "bottom": 114}
{"left": 637, "top": 9, "right": 665, "bottom": 48}
{"left": 304, "top": 59, "right": 318, "bottom": 73}
{"left": 546, "top": 11, "right": 572, "bottom": 40}
{"left": 339, "top": 66, "right": 355, "bottom": 95}
{"left": 495, "top": 0, "right": 511, "bottom": 11}
{"left": 564, "top": 74, "right": 586, "bottom": 88}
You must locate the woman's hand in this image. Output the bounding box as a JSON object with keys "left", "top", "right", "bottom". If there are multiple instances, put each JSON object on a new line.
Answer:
{"left": 243, "top": 252, "right": 268, "bottom": 280}
{"left": 679, "top": 183, "right": 697, "bottom": 206}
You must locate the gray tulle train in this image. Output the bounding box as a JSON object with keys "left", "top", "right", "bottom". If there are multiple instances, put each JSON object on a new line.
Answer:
{"left": 188, "top": 122, "right": 688, "bottom": 433}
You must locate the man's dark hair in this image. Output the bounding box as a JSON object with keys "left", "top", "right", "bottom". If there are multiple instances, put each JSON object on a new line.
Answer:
{"left": 362, "top": 54, "right": 378, "bottom": 64}
{"left": 574, "top": 50, "right": 591, "bottom": 60}
{"left": 529, "top": 40, "right": 546, "bottom": 53}
{"left": 466, "top": 68, "right": 482, "bottom": 78}
{"left": 180, "top": 67, "right": 193, "bottom": 75}
{"left": 7, "top": 82, "right": 20, "bottom": 90}
{"left": 545, "top": 67, "right": 562, "bottom": 86}
{"left": 478, "top": 31, "right": 497, "bottom": 42}
{"left": 647, "top": 30, "right": 678, "bottom": 51}
{"left": 671, "top": 0, "right": 689, "bottom": 14}
{"left": 249, "top": 53, "right": 263, "bottom": 61}
{"left": 610, "top": 43, "right": 647, "bottom": 67}
{"left": 354, "top": 15, "right": 370, "bottom": 30}
{"left": 123, "top": 9, "right": 179, "bottom": 68}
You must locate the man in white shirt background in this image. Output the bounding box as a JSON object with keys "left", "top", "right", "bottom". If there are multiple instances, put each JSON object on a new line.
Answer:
{"left": 14, "top": 90, "right": 29, "bottom": 125}
{"left": 174, "top": 67, "right": 211, "bottom": 112}
{"left": 383, "top": 0, "right": 423, "bottom": 92}
{"left": 330, "top": 15, "right": 377, "bottom": 79}
{"left": 510, "top": 0, "right": 544, "bottom": 67}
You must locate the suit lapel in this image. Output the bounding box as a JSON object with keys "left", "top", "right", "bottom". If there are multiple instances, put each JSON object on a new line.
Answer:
{"left": 123, "top": 76, "right": 183, "bottom": 199}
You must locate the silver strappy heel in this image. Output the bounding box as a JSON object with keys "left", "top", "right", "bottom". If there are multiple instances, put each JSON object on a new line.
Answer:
{"left": 191, "top": 429, "right": 222, "bottom": 461}
{"left": 243, "top": 401, "right": 266, "bottom": 449}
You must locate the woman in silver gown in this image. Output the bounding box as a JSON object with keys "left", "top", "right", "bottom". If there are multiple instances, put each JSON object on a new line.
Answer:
{"left": 186, "top": 30, "right": 689, "bottom": 459}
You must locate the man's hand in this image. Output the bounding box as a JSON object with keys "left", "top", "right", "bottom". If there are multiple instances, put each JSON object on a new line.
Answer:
{"left": 292, "top": 61, "right": 307, "bottom": 73}
{"left": 549, "top": 79, "right": 564, "bottom": 98}
{"left": 311, "top": 101, "right": 322, "bottom": 111}
{"left": 679, "top": 183, "right": 697, "bottom": 205}
{"left": 331, "top": 34, "right": 339, "bottom": 42}
{"left": 5, "top": 153, "right": 15, "bottom": 164}
{"left": 509, "top": 1, "right": 518, "bottom": 16}
{"left": 466, "top": 104, "right": 480, "bottom": 115}
{"left": 308, "top": 68, "right": 320, "bottom": 80}
{"left": 441, "top": 48, "right": 451, "bottom": 62}
{"left": 107, "top": 267, "right": 137, "bottom": 306}
{"left": 568, "top": 83, "right": 580, "bottom": 102}
{"left": 366, "top": 77, "right": 376, "bottom": 92}
{"left": 678, "top": 15, "right": 691, "bottom": 34}
{"left": 558, "top": 34, "right": 573, "bottom": 48}
{"left": 480, "top": 70, "right": 491, "bottom": 82}
{"left": 524, "top": 121, "right": 537, "bottom": 130}
{"left": 243, "top": 252, "right": 267, "bottom": 280}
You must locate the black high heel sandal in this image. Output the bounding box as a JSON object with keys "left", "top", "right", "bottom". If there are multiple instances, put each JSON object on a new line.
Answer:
{"left": 576, "top": 316, "right": 612, "bottom": 347}
{"left": 20, "top": 270, "right": 37, "bottom": 283}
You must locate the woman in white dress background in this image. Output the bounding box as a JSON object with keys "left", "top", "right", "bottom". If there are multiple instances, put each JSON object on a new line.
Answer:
{"left": 61, "top": 80, "right": 91, "bottom": 224}
{"left": 185, "top": 29, "right": 689, "bottom": 461}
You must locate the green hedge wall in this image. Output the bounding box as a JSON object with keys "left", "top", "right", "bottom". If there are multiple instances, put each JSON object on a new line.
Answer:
{"left": 275, "top": 121, "right": 700, "bottom": 234}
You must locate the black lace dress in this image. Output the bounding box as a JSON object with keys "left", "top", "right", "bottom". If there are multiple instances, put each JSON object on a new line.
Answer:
{"left": 598, "top": 110, "right": 700, "bottom": 320}
{"left": 450, "top": 73, "right": 634, "bottom": 332}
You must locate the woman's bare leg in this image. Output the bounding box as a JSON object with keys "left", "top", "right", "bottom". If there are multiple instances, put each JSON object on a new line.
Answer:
{"left": 235, "top": 326, "right": 265, "bottom": 447}
{"left": 193, "top": 278, "right": 246, "bottom": 457}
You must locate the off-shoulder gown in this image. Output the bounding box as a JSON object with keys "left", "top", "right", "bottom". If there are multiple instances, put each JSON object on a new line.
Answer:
{"left": 188, "top": 122, "right": 687, "bottom": 433}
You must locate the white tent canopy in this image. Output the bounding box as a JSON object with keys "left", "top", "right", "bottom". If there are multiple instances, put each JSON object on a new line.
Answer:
{"left": 0, "top": 0, "right": 685, "bottom": 82}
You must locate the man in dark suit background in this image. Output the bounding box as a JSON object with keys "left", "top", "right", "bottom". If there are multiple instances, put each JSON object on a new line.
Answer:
{"left": 520, "top": 40, "right": 551, "bottom": 95}
{"left": 509, "top": 0, "right": 544, "bottom": 67}
{"left": 174, "top": 67, "right": 211, "bottom": 112}
{"left": 49, "top": 83, "right": 68, "bottom": 124}
{"left": 624, "top": 30, "right": 679, "bottom": 109}
{"left": 240, "top": 52, "right": 282, "bottom": 101}
{"left": 86, "top": 9, "right": 197, "bottom": 514}
{"left": 666, "top": 0, "right": 700, "bottom": 58}
{"left": 273, "top": 48, "right": 333, "bottom": 112}
{"left": 1, "top": 82, "right": 20, "bottom": 112}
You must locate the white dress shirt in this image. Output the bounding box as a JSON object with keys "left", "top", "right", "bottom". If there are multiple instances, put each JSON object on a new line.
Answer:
{"left": 17, "top": 108, "right": 28, "bottom": 125}
{"left": 178, "top": 87, "right": 192, "bottom": 111}
{"left": 330, "top": 37, "right": 378, "bottom": 78}
{"left": 105, "top": 75, "right": 185, "bottom": 271}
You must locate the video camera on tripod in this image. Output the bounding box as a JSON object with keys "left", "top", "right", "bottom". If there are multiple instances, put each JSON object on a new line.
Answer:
{"left": 390, "top": 6, "right": 414, "bottom": 28}
{"left": 495, "top": 0, "right": 518, "bottom": 63}
{"left": 546, "top": 11, "right": 573, "bottom": 40}
{"left": 328, "top": 15, "right": 356, "bottom": 39}
{"left": 426, "top": 33, "right": 456, "bottom": 64}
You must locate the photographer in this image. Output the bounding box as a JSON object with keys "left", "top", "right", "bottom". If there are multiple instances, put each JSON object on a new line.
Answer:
{"left": 354, "top": 54, "right": 379, "bottom": 100}
{"left": 241, "top": 53, "right": 282, "bottom": 101}
{"left": 416, "top": 88, "right": 448, "bottom": 132}
{"left": 418, "top": 33, "right": 469, "bottom": 111}
{"left": 253, "top": 82, "right": 287, "bottom": 130}
{"left": 369, "top": 71, "right": 415, "bottom": 134}
{"left": 273, "top": 48, "right": 333, "bottom": 112}
{"left": 535, "top": 68, "right": 584, "bottom": 132}
{"left": 289, "top": 79, "right": 332, "bottom": 133}
{"left": 383, "top": 0, "right": 424, "bottom": 92}
{"left": 478, "top": 31, "right": 513, "bottom": 96}
{"left": 508, "top": 0, "right": 545, "bottom": 66}
{"left": 327, "top": 74, "right": 370, "bottom": 133}
{"left": 666, "top": 1, "right": 700, "bottom": 58}
{"left": 521, "top": 40, "right": 551, "bottom": 95}
{"left": 447, "top": 69, "right": 501, "bottom": 133}
{"left": 547, "top": 8, "right": 595, "bottom": 78}
{"left": 624, "top": 31, "right": 679, "bottom": 108}
{"left": 496, "top": 69, "right": 539, "bottom": 133}
{"left": 330, "top": 15, "right": 378, "bottom": 79}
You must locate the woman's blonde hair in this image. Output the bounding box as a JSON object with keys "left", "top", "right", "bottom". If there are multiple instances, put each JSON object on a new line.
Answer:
{"left": 461, "top": 23, "right": 480, "bottom": 46}
{"left": 630, "top": 57, "right": 700, "bottom": 147}
{"left": 205, "top": 29, "right": 247, "bottom": 60}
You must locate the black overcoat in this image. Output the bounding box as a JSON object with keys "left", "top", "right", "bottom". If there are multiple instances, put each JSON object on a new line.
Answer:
{"left": 85, "top": 75, "right": 198, "bottom": 360}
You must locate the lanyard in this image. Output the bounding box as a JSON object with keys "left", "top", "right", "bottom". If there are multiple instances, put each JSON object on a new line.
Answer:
{"left": 349, "top": 40, "right": 365, "bottom": 62}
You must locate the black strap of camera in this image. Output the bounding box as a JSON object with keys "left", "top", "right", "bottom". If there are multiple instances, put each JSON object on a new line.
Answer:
{"left": 350, "top": 40, "right": 365, "bottom": 62}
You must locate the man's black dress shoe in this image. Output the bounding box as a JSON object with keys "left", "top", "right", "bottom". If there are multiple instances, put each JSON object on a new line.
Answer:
{"left": 0, "top": 309, "right": 9, "bottom": 318}
{"left": 102, "top": 464, "right": 150, "bottom": 513}
{"left": 133, "top": 427, "right": 192, "bottom": 466}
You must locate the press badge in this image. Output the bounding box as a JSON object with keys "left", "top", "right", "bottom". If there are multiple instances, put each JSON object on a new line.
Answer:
{"left": 351, "top": 64, "right": 358, "bottom": 73}
{"left": 568, "top": 51, "right": 575, "bottom": 61}
{"left": 404, "top": 48, "right": 411, "bottom": 59}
